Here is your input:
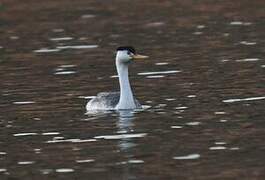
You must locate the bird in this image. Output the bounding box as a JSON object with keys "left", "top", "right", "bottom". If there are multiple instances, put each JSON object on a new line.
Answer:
{"left": 86, "top": 46, "right": 148, "bottom": 111}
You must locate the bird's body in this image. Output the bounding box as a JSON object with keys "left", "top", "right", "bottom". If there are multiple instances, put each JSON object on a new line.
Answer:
{"left": 86, "top": 46, "right": 148, "bottom": 111}
{"left": 86, "top": 92, "right": 141, "bottom": 110}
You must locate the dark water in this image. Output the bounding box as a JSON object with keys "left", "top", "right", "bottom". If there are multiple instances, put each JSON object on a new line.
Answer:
{"left": 1, "top": 0, "right": 265, "bottom": 179}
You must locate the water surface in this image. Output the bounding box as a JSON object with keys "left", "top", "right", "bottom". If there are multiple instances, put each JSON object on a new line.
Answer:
{"left": 0, "top": 0, "right": 265, "bottom": 179}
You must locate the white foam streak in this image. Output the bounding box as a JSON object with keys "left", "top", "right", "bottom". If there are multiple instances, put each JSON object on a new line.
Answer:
{"left": 76, "top": 159, "right": 95, "bottom": 163}
{"left": 50, "top": 37, "right": 73, "bottom": 41}
{"left": 57, "top": 45, "right": 98, "bottom": 49}
{"left": 171, "top": 125, "right": 183, "bottom": 129}
{"left": 110, "top": 75, "right": 118, "bottom": 78}
{"left": 18, "top": 161, "right": 35, "bottom": 165}
{"left": 175, "top": 106, "right": 188, "bottom": 110}
{"left": 223, "top": 96, "right": 265, "bottom": 103}
{"left": 54, "top": 71, "right": 76, "bottom": 75}
{"left": 155, "top": 62, "right": 169, "bottom": 65}
{"left": 0, "top": 169, "right": 7, "bottom": 172}
{"left": 58, "top": 64, "right": 76, "bottom": 68}
{"left": 78, "top": 96, "right": 96, "bottom": 99}
{"left": 47, "top": 139, "right": 96, "bottom": 143}
{"left": 146, "top": 75, "right": 165, "bottom": 79}
{"left": 138, "top": 70, "right": 181, "bottom": 76}
{"left": 239, "top": 41, "right": 256, "bottom": 45}
{"left": 236, "top": 58, "right": 260, "bottom": 62}
{"left": 94, "top": 133, "right": 147, "bottom": 140}
{"left": 209, "top": 146, "right": 226, "bottom": 150}
{"left": 128, "top": 160, "right": 144, "bottom": 164}
{"left": 173, "top": 154, "right": 200, "bottom": 160}
{"left": 56, "top": 168, "right": 74, "bottom": 173}
{"left": 42, "top": 132, "right": 60, "bottom": 136}
{"left": 14, "top": 133, "right": 38, "bottom": 137}
{"left": 215, "top": 142, "right": 226, "bottom": 145}
{"left": 13, "top": 101, "right": 35, "bottom": 105}
{"left": 230, "top": 21, "right": 252, "bottom": 26}
{"left": 186, "top": 122, "right": 201, "bottom": 126}
{"left": 34, "top": 48, "right": 60, "bottom": 53}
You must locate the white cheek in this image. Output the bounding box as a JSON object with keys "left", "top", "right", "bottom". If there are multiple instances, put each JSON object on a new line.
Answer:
{"left": 117, "top": 51, "right": 131, "bottom": 62}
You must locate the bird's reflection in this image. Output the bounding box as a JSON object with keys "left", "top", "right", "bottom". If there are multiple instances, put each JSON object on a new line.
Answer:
{"left": 85, "top": 109, "right": 140, "bottom": 180}
{"left": 117, "top": 110, "right": 135, "bottom": 131}
{"left": 116, "top": 110, "right": 136, "bottom": 152}
{"left": 116, "top": 110, "right": 138, "bottom": 180}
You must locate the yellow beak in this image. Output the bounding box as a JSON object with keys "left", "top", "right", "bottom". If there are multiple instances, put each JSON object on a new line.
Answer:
{"left": 131, "top": 54, "right": 149, "bottom": 60}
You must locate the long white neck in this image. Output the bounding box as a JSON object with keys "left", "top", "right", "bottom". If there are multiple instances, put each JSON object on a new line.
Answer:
{"left": 115, "top": 61, "right": 136, "bottom": 109}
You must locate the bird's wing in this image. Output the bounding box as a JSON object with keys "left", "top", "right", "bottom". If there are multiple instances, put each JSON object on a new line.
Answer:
{"left": 98, "top": 92, "right": 141, "bottom": 108}
{"left": 97, "top": 92, "right": 119, "bottom": 97}
{"left": 87, "top": 91, "right": 141, "bottom": 110}
{"left": 96, "top": 92, "right": 120, "bottom": 108}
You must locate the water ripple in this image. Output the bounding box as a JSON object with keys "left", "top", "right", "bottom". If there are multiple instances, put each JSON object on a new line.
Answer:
{"left": 209, "top": 146, "right": 226, "bottom": 150}
{"left": 239, "top": 41, "right": 257, "bottom": 45}
{"left": 81, "top": 14, "right": 96, "bottom": 19}
{"left": 18, "top": 161, "right": 35, "bottom": 165}
{"left": 173, "top": 154, "right": 200, "bottom": 160}
{"left": 52, "top": 29, "right": 64, "bottom": 33}
{"left": 0, "top": 169, "right": 7, "bottom": 173}
{"left": 13, "top": 101, "right": 35, "bottom": 105}
{"left": 56, "top": 45, "right": 98, "bottom": 49}
{"left": 230, "top": 21, "right": 252, "bottom": 26}
{"left": 197, "top": 25, "right": 205, "bottom": 29}
{"left": 186, "top": 122, "right": 201, "bottom": 126}
{"left": 13, "top": 133, "right": 38, "bottom": 137}
{"left": 50, "top": 37, "right": 73, "bottom": 41}
{"left": 219, "top": 119, "right": 228, "bottom": 123}
{"left": 215, "top": 142, "right": 227, "bottom": 145}
{"left": 54, "top": 71, "right": 77, "bottom": 75}
{"left": 175, "top": 106, "right": 188, "bottom": 110}
{"left": 171, "top": 125, "right": 183, "bottom": 129}
{"left": 146, "top": 75, "right": 165, "bottom": 79}
{"left": 155, "top": 62, "right": 169, "bottom": 66}
{"left": 215, "top": 111, "right": 226, "bottom": 115}
{"left": 236, "top": 58, "right": 260, "bottom": 62}
{"left": 58, "top": 64, "right": 77, "bottom": 68}
{"left": 187, "top": 95, "right": 196, "bottom": 98}
{"left": 94, "top": 133, "right": 147, "bottom": 140}
{"left": 56, "top": 168, "right": 74, "bottom": 173}
{"left": 42, "top": 132, "right": 60, "bottom": 136}
{"left": 128, "top": 160, "right": 144, "bottom": 164}
{"left": 47, "top": 138, "right": 96, "bottom": 143}
{"left": 34, "top": 48, "right": 60, "bottom": 53}
{"left": 223, "top": 96, "right": 265, "bottom": 103}
{"left": 76, "top": 159, "right": 95, "bottom": 163}
{"left": 138, "top": 70, "right": 181, "bottom": 76}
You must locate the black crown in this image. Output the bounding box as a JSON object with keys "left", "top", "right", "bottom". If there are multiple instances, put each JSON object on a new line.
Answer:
{"left": 116, "top": 46, "right": 136, "bottom": 54}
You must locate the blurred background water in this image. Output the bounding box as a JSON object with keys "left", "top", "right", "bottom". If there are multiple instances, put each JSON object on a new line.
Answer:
{"left": 0, "top": 0, "right": 265, "bottom": 179}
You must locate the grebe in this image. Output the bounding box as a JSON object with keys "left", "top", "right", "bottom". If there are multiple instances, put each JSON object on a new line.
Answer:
{"left": 86, "top": 46, "right": 148, "bottom": 110}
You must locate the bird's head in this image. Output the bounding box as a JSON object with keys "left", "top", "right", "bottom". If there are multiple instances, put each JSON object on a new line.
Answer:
{"left": 116, "top": 46, "right": 148, "bottom": 64}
